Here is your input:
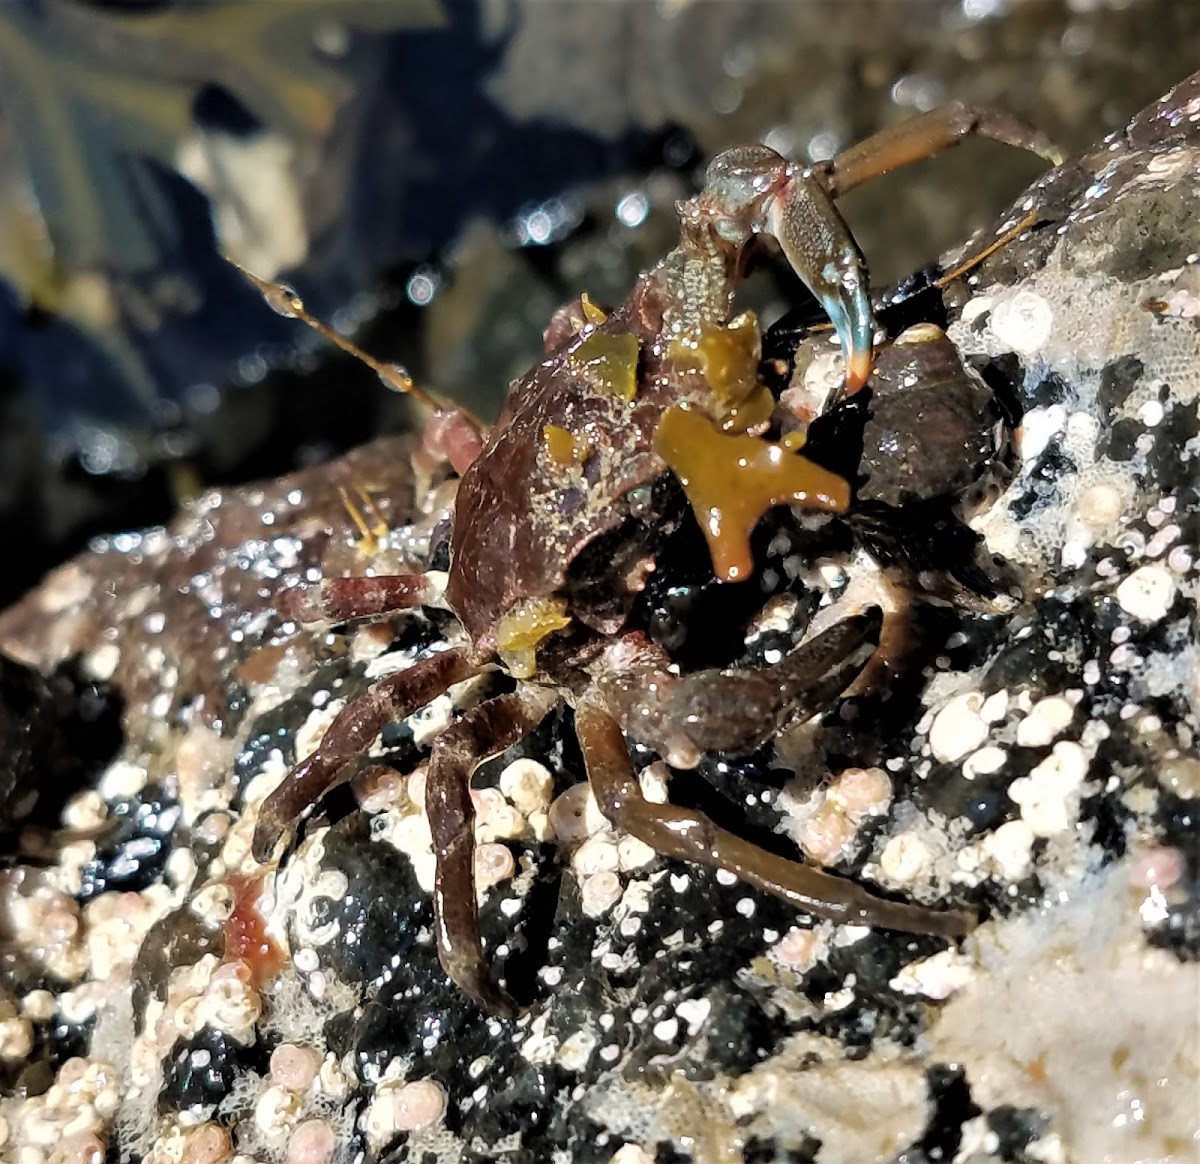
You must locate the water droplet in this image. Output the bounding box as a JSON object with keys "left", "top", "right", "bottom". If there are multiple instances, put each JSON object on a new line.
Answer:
{"left": 406, "top": 268, "right": 440, "bottom": 306}
{"left": 615, "top": 192, "right": 649, "bottom": 229}
{"left": 265, "top": 282, "right": 304, "bottom": 318}
{"left": 377, "top": 364, "right": 414, "bottom": 394}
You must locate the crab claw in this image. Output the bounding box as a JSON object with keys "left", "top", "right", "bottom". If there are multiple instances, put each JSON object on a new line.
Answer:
{"left": 764, "top": 175, "right": 875, "bottom": 396}
{"left": 702, "top": 146, "right": 877, "bottom": 395}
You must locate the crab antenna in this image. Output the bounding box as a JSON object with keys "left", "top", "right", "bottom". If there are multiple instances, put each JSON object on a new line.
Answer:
{"left": 934, "top": 206, "right": 1042, "bottom": 289}
{"left": 233, "top": 262, "right": 445, "bottom": 414}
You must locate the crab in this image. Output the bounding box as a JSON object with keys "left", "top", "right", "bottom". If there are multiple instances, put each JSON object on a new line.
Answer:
{"left": 245, "top": 104, "right": 1059, "bottom": 1017}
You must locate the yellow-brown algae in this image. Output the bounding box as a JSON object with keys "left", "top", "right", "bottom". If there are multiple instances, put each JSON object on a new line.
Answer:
{"left": 667, "top": 311, "right": 775, "bottom": 432}
{"left": 655, "top": 403, "right": 851, "bottom": 582}
{"left": 667, "top": 310, "right": 762, "bottom": 414}
{"left": 579, "top": 292, "right": 607, "bottom": 326}
{"left": 718, "top": 382, "right": 777, "bottom": 433}
{"left": 566, "top": 331, "right": 640, "bottom": 400}
{"left": 542, "top": 424, "right": 589, "bottom": 468}
{"left": 495, "top": 596, "right": 572, "bottom": 678}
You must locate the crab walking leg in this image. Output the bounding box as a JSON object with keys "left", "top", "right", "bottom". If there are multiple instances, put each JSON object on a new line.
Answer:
{"left": 576, "top": 702, "right": 975, "bottom": 938}
{"left": 698, "top": 108, "right": 1058, "bottom": 397}
{"left": 426, "top": 687, "right": 558, "bottom": 1018}
{"left": 820, "top": 102, "right": 1063, "bottom": 199}
{"left": 414, "top": 407, "right": 486, "bottom": 479}
{"left": 252, "top": 648, "right": 476, "bottom": 861}
{"left": 662, "top": 609, "right": 882, "bottom": 756}
{"left": 278, "top": 574, "right": 439, "bottom": 628}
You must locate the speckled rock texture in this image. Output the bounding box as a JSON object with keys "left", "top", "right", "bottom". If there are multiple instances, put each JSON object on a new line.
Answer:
{"left": 1, "top": 75, "right": 1198, "bottom": 1164}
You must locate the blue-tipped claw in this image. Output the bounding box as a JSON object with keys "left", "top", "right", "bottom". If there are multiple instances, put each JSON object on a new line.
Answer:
{"left": 698, "top": 145, "right": 879, "bottom": 398}
{"left": 814, "top": 266, "right": 875, "bottom": 396}
{"left": 764, "top": 172, "right": 877, "bottom": 397}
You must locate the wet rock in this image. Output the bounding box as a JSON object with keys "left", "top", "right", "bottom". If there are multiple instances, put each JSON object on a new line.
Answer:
{"left": 0, "top": 652, "right": 122, "bottom": 838}
{"left": 0, "top": 436, "right": 420, "bottom": 734}
{"left": 159, "top": 1026, "right": 247, "bottom": 1116}
{"left": 0, "top": 653, "right": 59, "bottom": 832}
{"left": 1, "top": 74, "right": 1199, "bottom": 1164}
{"left": 75, "top": 784, "right": 180, "bottom": 903}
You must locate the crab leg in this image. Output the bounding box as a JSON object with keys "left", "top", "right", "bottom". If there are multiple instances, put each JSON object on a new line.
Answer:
{"left": 820, "top": 102, "right": 1062, "bottom": 199}
{"left": 663, "top": 610, "right": 882, "bottom": 756}
{"left": 278, "top": 574, "right": 440, "bottom": 628}
{"left": 697, "top": 145, "right": 876, "bottom": 395}
{"left": 699, "top": 106, "right": 1057, "bottom": 397}
{"left": 414, "top": 407, "right": 486, "bottom": 480}
{"left": 576, "top": 701, "right": 974, "bottom": 938}
{"left": 763, "top": 168, "right": 876, "bottom": 395}
{"left": 426, "top": 687, "right": 558, "bottom": 1017}
{"left": 252, "top": 648, "right": 476, "bottom": 861}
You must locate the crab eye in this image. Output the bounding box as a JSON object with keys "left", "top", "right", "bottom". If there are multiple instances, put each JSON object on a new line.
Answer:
{"left": 628, "top": 485, "right": 653, "bottom": 517}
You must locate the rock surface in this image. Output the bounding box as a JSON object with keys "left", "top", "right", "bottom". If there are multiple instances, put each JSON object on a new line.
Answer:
{"left": 1, "top": 73, "right": 1198, "bottom": 1164}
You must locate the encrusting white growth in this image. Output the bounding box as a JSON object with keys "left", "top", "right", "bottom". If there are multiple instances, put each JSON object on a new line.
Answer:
{"left": 928, "top": 691, "right": 989, "bottom": 763}
{"left": 1115, "top": 563, "right": 1177, "bottom": 623}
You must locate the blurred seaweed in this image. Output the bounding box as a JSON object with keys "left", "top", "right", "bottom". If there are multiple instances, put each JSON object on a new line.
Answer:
{"left": 0, "top": 0, "right": 666, "bottom": 467}
{"left": 0, "top": 0, "right": 443, "bottom": 456}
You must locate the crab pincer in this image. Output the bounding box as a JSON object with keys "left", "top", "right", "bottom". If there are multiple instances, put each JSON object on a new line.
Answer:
{"left": 684, "top": 144, "right": 874, "bottom": 395}
{"left": 697, "top": 103, "right": 1060, "bottom": 396}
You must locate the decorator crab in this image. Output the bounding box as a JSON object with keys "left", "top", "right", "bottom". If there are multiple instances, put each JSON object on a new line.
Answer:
{"left": 246, "top": 105, "right": 1059, "bottom": 1016}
